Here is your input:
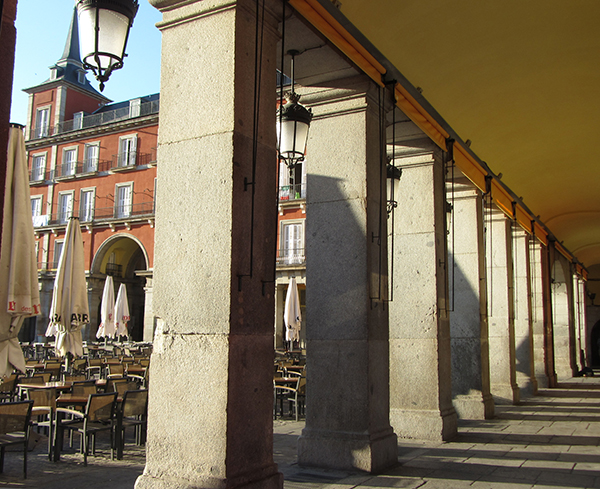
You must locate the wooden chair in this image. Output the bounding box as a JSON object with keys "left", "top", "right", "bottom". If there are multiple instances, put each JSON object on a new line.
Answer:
{"left": 27, "top": 388, "right": 56, "bottom": 460}
{"left": 0, "top": 400, "right": 33, "bottom": 478}
{"left": 55, "top": 392, "right": 118, "bottom": 465}
{"left": 116, "top": 389, "right": 148, "bottom": 459}
{"left": 0, "top": 374, "right": 19, "bottom": 403}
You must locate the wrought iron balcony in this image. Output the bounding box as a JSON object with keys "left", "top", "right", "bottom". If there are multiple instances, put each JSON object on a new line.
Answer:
{"left": 33, "top": 201, "right": 155, "bottom": 227}
{"left": 28, "top": 99, "right": 160, "bottom": 141}
{"left": 279, "top": 183, "right": 306, "bottom": 202}
{"left": 276, "top": 248, "right": 305, "bottom": 267}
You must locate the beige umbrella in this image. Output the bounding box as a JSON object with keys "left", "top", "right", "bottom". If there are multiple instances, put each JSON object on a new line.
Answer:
{"left": 96, "top": 275, "right": 115, "bottom": 339}
{"left": 114, "top": 283, "right": 130, "bottom": 338}
{"left": 284, "top": 277, "right": 301, "bottom": 343}
{"left": 47, "top": 217, "right": 89, "bottom": 357}
{"left": 0, "top": 125, "right": 41, "bottom": 377}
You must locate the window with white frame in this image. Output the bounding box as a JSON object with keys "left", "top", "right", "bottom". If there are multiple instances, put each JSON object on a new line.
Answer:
{"left": 80, "top": 189, "right": 95, "bottom": 222}
{"left": 31, "top": 195, "right": 42, "bottom": 220}
{"left": 115, "top": 183, "right": 132, "bottom": 218}
{"left": 31, "top": 153, "right": 46, "bottom": 181}
{"left": 53, "top": 240, "right": 64, "bottom": 269}
{"left": 83, "top": 143, "right": 99, "bottom": 173}
{"left": 118, "top": 135, "right": 137, "bottom": 167}
{"left": 130, "top": 98, "right": 141, "bottom": 118}
{"left": 73, "top": 111, "right": 84, "bottom": 130}
{"left": 57, "top": 191, "right": 74, "bottom": 223}
{"left": 279, "top": 159, "right": 307, "bottom": 201}
{"left": 35, "top": 107, "right": 50, "bottom": 138}
{"left": 280, "top": 220, "right": 305, "bottom": 265}
{"left": 62, "top": 147, "right": 77, "bottom": 176}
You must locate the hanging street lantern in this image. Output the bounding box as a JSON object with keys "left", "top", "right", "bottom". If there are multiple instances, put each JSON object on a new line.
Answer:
{"left": 277, "top": 51, "right": 313, "bottom": 173}
{"left": 76, "top": 0, "right": 139, "bottom": 91}
{"left": 386, "top": 163, "right": 402, "bottom": 215}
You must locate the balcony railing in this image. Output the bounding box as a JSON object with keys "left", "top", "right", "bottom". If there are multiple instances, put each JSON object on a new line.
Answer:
{"left": 29, "top": 99, "right": 160, "bottom": 140}
{"left": 33, "top": 201, "right": 155, "bottom": 227}
{"left": 276, "top": 248, "right": 305, "bottom": 266}
{"left": 279, "top": 183, "right": 306, "bottom": 202}
{"left": 31, "top": 152, "right": 155, "bottom": 183}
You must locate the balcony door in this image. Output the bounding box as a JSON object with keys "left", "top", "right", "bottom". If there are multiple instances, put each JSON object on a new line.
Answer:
{"left": 281, "top": 221, "right": 304, "bottom": 265}
{"left": 115, "top": 184, "right": 132, "bottom": 218}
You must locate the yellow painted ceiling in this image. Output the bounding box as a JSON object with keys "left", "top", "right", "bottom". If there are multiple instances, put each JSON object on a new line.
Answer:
{"left": 337, "top": 0, "right": 600, "bottom": 270}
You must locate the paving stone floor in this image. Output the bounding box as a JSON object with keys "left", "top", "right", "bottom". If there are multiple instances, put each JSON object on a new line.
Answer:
{"left": 1, "top": 378, "right": 600, "bottom": 488}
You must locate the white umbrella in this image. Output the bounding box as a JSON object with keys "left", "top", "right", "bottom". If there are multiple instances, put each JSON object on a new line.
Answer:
{"left": 96, "top": 275, "right": 115, "bottom": 339}
{"left": 0, "top": 125, "right": 41, "bottom": 377}
{"left": 114, "top": 283, "right": 130, "bottom": 338}
{"left": 284, "top": 277, "right": 301, "bottom": 343}
{"left": 46, "top": 217, "right": 89, "bottom": 357}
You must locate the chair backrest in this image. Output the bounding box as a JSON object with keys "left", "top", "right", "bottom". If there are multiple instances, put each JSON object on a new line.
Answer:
{"left": 27, "top": 388, "right": 57, "bottom": 409}
{"left": 108, "top": 364, "right": 124, "bottom": 376}
{"left": 38, "top": 372, "right": 52, "bottom": 383}
{"left": 122, "top": 389, "right": 148, "bottom": 418}
{"left": 113, "top": 380, "right": 137, "bottom": 396}
{"left": 88, "top": 359, "right": 102, "bottom": 367}
{"left": 72, "top": 380, "right": 97, "bottom": 396}
{"left": 64, "top": 375, "right": 86, "bottom": 383}
{"left": 0, "top": 400, "right": 33, "bottom": 435}
{"left": 22, "top": 376, "right": 44, "bottom": 385}
{"left": 0, "top": 374, "right": 18, "bottom": 393}
{"left": 86, "top": 392, "right": 117, "bottom": 422}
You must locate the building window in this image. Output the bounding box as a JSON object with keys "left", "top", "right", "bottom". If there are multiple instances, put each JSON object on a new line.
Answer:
{"left": 77, "top": 71, "right": 86, "bottom": 84}
{"left": 115, "top": 183, "right": 132, "bottom": 218}
{"left": 280, "top": 221, "right": 304, "bottom": 265}
{"left": 83, "top": 143, "right": 99, "bottom": 173}
{"left": 62, "top": 147, "right": 77, "bottom": 176}
{"left": 80, "top": 189, "right": 95, "bottom": 222}
{"left": 130, "top": 98, "right": 141, "bottom": 118}
{"left": 53, "top": 240, "right": 64, "bottom": 269}
{"left": 118, "top": 135, "right": 137, "bottom": 167}
{"left": 74, "top": 111, "right": 84, "bottom": 130}
{"left": 35, "top": 107, "right": 50, "bottom": 138}
{"left": 57, "top": 191, "right": 74, "bottom": 223}
{"left": 279, "top": 159, "right": 306, "bottom": 201}
{"left": 31, "top": 153, "right": 46, "bottom": 181}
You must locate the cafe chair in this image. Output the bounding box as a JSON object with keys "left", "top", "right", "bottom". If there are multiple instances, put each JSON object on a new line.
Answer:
{"left": 116, "top": 389, "right": 148, "bottom": 459}
{"left": 55, "top": 392, "right": 118, "bottom": 466}
{"left": 274, "top": 377, "right": 306, "bottom": 421}
{"left": 27, "top": 388, "right": 56, "bottom": 460}
{"left": 0, "top": 374, "right": 19, "bottom": 403}
{"left": 0, "top": 400, "right": 34, "bottom": 478}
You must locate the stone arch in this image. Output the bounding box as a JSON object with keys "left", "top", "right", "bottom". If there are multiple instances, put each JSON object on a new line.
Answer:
{"left": 90, "top": 234, "right": 149, "bottom": 341}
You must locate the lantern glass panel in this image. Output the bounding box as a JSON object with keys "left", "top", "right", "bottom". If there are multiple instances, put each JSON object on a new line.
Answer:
{"left": 78, "top": 7, "right": 130, "bottom": 71}
{"left": 277, "top": 120, "right": 309, "bottom": 160}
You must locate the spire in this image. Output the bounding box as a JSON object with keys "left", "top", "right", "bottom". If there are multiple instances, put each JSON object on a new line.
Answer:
{"left": 58, "top": 7, "right": 82, "bottom": 66}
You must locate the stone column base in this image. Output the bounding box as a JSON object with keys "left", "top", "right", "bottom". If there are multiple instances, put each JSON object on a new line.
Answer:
{"left": 453, "top": 394, "right": 495, "bottom": 420}
{"left": 491, "top": 383, "right": 520, "bottom": 405}
{"left": 135, "top": 466, "right": 283, "bottom": 489}
{"left": 391, "top": 407, "right": 457, "bottom": 442}
{"left": 298, "top": 427, "right": 398, "bottom": 473}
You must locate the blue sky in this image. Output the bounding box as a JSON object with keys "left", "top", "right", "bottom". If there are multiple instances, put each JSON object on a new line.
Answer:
{"left": 10, "top": 1, "right": 162, "bottom": 125}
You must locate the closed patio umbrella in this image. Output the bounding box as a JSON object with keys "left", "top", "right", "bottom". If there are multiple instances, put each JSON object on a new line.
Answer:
{"left": 47, "top": 217, "right": 89, "bottom": 357}
{"left": 96, "top": 275, "right": 115, "bottom": 339}
{"left": 284, "top": 277, "right": 301, "bottom": 344}
{"left": 114, "top": 283, "right": 130, "bottom": 339}
{"left": 0, "top": 125, "right": 41, "bottom": 377}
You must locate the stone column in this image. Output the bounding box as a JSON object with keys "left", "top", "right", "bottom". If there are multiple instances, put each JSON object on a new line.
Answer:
{"left": 141, "top": 274, "right": 154, "bottom": 342}
{"left": 551, "top": 253, "right": 576, "bottom": 380}
{"left": 448, "top": 176, "right": 494, "bottom": 419}
{"left": 529, "top": 239, "right": 550, "bottom": 388}
{"left": 138, "top": 1, "right": 282, "bottom": 488}
{"left": 486, "top": 208, "right": 519, "bottom": 404}
{"left": 298, "top": 78, "right": 398, "bottom": 472}
{"left": 388, "top": 141, "right": 457, "bottom": 441}
{"left": 512, "top": 225, "right": 537, "bottom": 397}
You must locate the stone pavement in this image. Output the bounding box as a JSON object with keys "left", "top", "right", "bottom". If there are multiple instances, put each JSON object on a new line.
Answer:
{"left": 2, "top": 378, "right": 600, "bottom": 488}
